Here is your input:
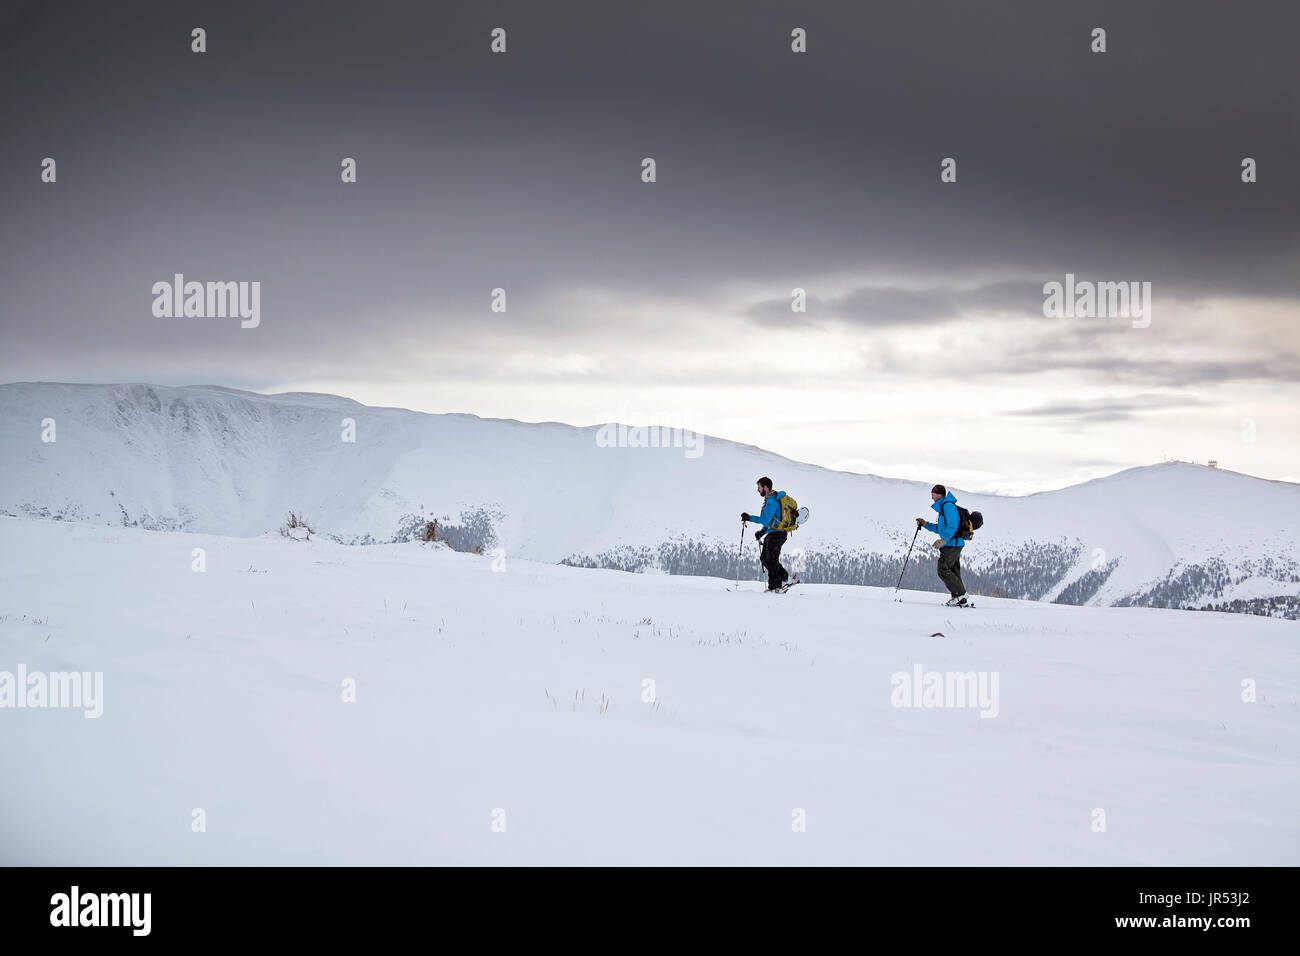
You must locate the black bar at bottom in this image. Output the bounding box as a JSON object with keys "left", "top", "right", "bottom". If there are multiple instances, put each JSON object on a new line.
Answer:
{"left": 0, "top": 866, "right": 1286, "bottom": 943}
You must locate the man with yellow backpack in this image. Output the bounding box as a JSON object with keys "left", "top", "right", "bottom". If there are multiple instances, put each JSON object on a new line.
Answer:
{"left": 740, "top": 476, "right": 802, "bottom": 592}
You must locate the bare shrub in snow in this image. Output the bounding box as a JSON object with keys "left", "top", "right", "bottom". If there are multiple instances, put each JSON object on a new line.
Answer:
{"left": 280, "top": 511, "right": 315, "bottom": 540}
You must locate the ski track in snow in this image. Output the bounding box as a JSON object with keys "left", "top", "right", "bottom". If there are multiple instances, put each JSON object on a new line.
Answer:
{"left": 1, "top": 517, "right": 1296, "bottom": 865}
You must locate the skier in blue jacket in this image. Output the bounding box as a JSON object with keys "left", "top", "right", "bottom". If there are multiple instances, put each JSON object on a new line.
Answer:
{"left": 741, "top": 476, "right": 791, "bottom": 591}
{"left": 917, "top": 484, "right": 968, "bottom": 606}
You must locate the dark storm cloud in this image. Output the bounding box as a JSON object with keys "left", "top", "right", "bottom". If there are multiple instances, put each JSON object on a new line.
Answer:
{"left": 1004, "top": 394, "right": 1211, "bottom": 423}
{"left": 987, "top": 338, "right": 1300, "bottom": 387}
{"left": 748, "top": 279, "right": 1046, "bottom": 327}
{"left": 0, "top": 0, "right": 1296, "bottom": 384}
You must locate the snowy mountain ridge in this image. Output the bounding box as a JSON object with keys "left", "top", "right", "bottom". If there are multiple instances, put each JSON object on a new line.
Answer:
{"left": 1, "top": 382, "right": 1296, "bottom": 618}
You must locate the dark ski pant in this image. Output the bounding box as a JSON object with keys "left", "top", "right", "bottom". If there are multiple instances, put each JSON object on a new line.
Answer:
{"left": 937, "top": 546, "right": 966, "bottom": 597}
{"left": 760, "top": 531, "right": 789, "bottom": 590}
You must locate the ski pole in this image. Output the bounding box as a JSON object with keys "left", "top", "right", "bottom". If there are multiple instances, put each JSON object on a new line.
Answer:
{"left": 735, "top": 520, "right": 746, "bottom": 588}
{"left": 893, "top": 525, "right": 921, "bottom": 598}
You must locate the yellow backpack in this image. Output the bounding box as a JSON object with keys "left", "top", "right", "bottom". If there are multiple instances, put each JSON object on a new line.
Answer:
{"left": 775, "top": 493, "right": 799, "bottom": 532}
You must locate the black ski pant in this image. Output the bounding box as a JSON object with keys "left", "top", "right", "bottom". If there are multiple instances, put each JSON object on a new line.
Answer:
{"left": 760, "top": 531, "right": 789, "bottom": 589}
{"left": 937, "top": 545, "right": 966, "bottom": 597}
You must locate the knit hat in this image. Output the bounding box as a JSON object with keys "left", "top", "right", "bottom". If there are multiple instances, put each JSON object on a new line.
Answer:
{"left": 931, "top": 484, "right": 946, "bottom": 496}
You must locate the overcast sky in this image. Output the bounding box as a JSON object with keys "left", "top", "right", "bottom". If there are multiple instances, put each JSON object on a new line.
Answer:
{"left": 1, "top": 0, "right": 1296, "bottom": 492}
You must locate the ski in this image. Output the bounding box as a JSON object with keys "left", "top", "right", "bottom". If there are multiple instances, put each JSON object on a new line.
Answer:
{"left": 725, "top": 581, "right": 799, "bottom": 594}
{"left": 893, "top": 597, "right": 978, "bottom": 607}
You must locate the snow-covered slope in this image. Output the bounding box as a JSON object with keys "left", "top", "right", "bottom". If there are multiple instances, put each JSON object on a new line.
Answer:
{"left": 1, "top": 517, "right": 1295, "bottom": 865}
{"left": 1, "top": 382, "right": 1297, "bottom": 616}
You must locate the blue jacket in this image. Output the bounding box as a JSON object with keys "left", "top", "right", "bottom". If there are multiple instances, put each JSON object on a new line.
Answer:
{"left": 925, "top": 492, "right": 965, "bottom": 548}
{"left": 746, "top": 491, "right": 787, "bottom": 532}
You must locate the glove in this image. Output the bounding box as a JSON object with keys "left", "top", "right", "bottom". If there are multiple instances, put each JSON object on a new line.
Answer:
{"left": 754, "top": 530, "right": 765, "bottom": 541}
{"left": 916, "top": 517, "right": 926, "bottom": 529}
{"left": 931, "top": 539, "right": 943, "bottom": 549}
{"left": 741, "top": 512, "right": 750, "bottom": 522}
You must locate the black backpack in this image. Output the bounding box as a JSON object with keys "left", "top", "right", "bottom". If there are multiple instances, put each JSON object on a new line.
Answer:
{"left": 949, "top": 502, "right": 984, "bottom": 540}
